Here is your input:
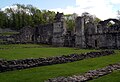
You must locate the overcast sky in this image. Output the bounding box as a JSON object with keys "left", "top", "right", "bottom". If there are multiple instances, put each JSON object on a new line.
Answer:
{"left": 1, "top": 0, "right": 120, "bottom": 20}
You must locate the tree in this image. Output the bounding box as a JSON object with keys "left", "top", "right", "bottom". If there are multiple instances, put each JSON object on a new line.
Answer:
{"left": 0, "top": 4, "right": 56, "bottom": 30}
{"left": 0, "top": 10, "right": 7, "bottom": 28}
{"left": 82, "top": 12, "right": 101, "bottom": 23}
{"left": 64, "top": 13, "right": 78, "bottom": 31}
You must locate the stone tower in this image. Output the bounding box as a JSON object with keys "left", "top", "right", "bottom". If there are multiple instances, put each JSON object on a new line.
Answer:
{"left": 75, "top": 17, "right": 86, "bottom": 48}
{"left": 52, "top": 12, "right": 66, "bottom": 46}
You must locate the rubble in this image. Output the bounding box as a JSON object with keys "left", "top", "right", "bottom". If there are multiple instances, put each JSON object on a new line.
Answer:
{"left": 0, "top": 50, "right": 114, "bottom": 72}
{"left": 46, "top": 63, "right": 120, "bottom": 82}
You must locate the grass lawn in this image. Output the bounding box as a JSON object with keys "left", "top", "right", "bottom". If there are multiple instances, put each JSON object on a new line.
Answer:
{"left": 90, "top": 70, "right": 120, "bottom": 82}
{"left": 0, "top": 44, "right": 120, "bottom": 82}
{"left": 0, "top": 44, "right": 96, "bottom": 60}
{"left": 0, "top": 44, "right": 49, "bottom": 49}
{"left": 0, "top": 32, "right": 19, "bottom": 35}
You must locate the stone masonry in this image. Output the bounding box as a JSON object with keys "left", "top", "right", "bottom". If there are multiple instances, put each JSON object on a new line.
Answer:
{"left": 46, "top": 62, "right": 120, "bottom": 82}
{"left": 0, "top": 50, "right": 114, "bottom": 72}
{"left": 2, "top": 12, "right": 120, "bottom": 49}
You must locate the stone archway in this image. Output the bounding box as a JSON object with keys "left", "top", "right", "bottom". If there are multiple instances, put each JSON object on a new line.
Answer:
{"left": 99, "top": 18, "right": 120, "bottom": 26}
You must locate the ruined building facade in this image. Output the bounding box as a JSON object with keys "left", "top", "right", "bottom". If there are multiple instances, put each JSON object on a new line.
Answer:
{"left": 13, "top": 12, "right": 67, "bottom": 47}
{"left": 3, "top": 12, "right": 120, "bottom": 49}
{"left": 75, "top": 17, "right": 120, "bottom": 49}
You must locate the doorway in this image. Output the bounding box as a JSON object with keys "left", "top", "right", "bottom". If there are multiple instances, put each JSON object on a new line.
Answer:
{"left": 95, "top": 40, "right": 97, "bottom": 48}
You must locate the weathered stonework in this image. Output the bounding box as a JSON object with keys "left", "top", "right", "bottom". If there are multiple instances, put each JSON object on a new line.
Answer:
{"left": 35, "top": 23, "right": 53, "bottom": 44}
{"left": 46, "top": 62, "right": 120, "bottom": 82}
{"left": 52, "top": 12, "right": 66, "bottom": 46}
{"left": 74, "top": 16, "right": 120, "bottom": 49}
{"left": 85, "top": 18, "right": 120, "bottom": 49}
{"left": 1, "top": 12, "right": 120, "bottom": 49}
{"left": 75, "top": 17, "right": 86, "bottom": 48}
{"left": 13, "top": 26, "right": 34, "bottom": 43}
{"left": 0, "top": 50, "right": 114, "bottom": 73}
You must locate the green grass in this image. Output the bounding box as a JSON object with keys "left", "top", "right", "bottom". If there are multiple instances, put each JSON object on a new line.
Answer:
{"left": 0, "top": 51, "right": 120, "bottom": 82}
{"left": 0, "top": 32, "right": 19, "bottom": 35}
{"left": 90, "top": 70, "right": 120, "bottom": 82}
{"left": 0, "top": 44, "right": 49, "bottom": 49}
{"left": 0, "top": 39, "right": 6, "bottom": 42}
{"left": 0, "top": 44, "right": 96, "bottom": 60}
{"left": 0, "top": 44, "right": 120, "bottom": 82}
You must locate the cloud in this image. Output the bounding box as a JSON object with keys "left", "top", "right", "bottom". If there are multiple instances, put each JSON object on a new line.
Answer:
{"left": 109, "top": 0, "right": 120, "bottom": 4}
{"left": 50, "top": 0, "right": 120, "bottom": 20}
{"left": 1, "top": 5, "right": 18, "bottom": 11}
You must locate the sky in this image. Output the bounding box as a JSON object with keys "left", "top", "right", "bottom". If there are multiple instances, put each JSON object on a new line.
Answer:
{"left": 1, "top": 0, "right": 120, "bottom": 20}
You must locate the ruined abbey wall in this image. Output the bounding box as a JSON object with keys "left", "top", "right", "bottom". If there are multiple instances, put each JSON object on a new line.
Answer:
{"left": 35, "top": 23, "right": 53, "bottom": 44}
{"left": 84, "top": 19, "right": 120, "bottom": 49}
{"left": 75, "top": 17, "right": 86, "bottom": 48}
{"left": 1, "top": 12, "right": 120, "bottom": 49}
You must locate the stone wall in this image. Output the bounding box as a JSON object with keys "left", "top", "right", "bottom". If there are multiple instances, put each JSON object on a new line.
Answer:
{"left": 75, "top": 17, "right": 86, "bottom": 48}
{"left": 36, "top": 23, "right": 53, "bottom": 44}
{"left": 0, "top": 28, "right": 16, "bottom": 33}
{"left": 0, "top": 35, "right": 15, "bottom": 44}
{"left": 0, "top": 50, "right": 114, "bottom": 73}
{"left": 76, "top": 17, "right": 120, "bottom": 49}
{"left": 86, "top": 32, "right": 120, "bottom": 49}
{"left": 1, "top": 13, "right": 120, "bottom": 49}
{"left": 64, "top": 31, "right": 75, "bottom": 47}
{"left": 46, "top": 63, "right": 120, "bottom": 82}
{"left": 13, "top": 26, "right": 34, "bottom": 43}
{"left": 52, "top": 12, "right": 66, "bottom": 47}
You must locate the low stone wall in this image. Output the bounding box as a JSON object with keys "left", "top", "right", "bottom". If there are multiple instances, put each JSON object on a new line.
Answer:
{"left": 0, "top": 50, "right": 114, "bottom": 72}
{"left": 46, "top": 63, "right": 120, "bottom": 82}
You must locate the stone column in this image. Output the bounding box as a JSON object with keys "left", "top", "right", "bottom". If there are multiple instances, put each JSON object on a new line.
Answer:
{"left": 75, "top": 17, "right": 86, "bottom": 48}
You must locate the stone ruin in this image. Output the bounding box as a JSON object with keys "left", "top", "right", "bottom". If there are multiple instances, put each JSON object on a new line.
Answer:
{"left": 85, "top": 19, "right": 120, "bottom": 49}
{"left": 0, "top": 28, "right": 18, "bottom": 44}
{"left": 1, "top": 12, "right": 120, "bottom": 49}
{"left": 0, "top": 50, "right": 114, "bottom": 72}
{"left": 46, "top": 62, "right": 120, "bottom": 82}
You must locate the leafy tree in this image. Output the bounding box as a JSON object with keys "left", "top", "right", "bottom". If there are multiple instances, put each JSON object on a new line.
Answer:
{"left": 64, "top": 13, "right": 78, "bottom": 31}
{"left": 0, "top": 10, "right": 7, "bottom": 28}
{"left": 0, "top": 4, "right": 56, "bottom": 30}
{"left": 82, "top": 12, "right": 101, "bottom": 23}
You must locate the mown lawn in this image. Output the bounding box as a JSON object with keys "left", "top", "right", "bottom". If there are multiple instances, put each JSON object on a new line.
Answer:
{"left": 0, "top": 44, "right": 120, "bottom": 82}
{"left": 90, "top": 70, "right": 120, "bottom": 82}
{"left": 0, "top": 44, "right": 96, "bottom": 60}
{"left": 0, "top": 32, "right": 19, "bottom": 35}
{"left": 0, "top": 44, "right": 49, "bottom": 49}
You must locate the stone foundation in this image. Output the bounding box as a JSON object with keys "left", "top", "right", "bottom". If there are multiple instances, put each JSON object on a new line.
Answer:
{"left": 0, "top": 50, "right": 114, "bottom": 73}
{"left": 46, "top": 63, "right": 120, "bottom": 82}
